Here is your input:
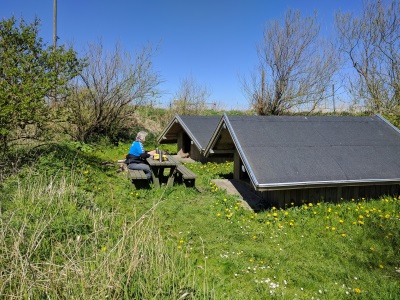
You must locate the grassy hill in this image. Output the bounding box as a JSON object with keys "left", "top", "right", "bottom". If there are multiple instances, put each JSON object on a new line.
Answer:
{"left": 0, "top": 141, "right": 399, "bottom": 299}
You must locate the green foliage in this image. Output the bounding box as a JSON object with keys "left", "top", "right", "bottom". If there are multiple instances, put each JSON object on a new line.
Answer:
{"left": 1, "top": 142, "right": 399, "bottom": 299}
{"left": 63, "top": 41, "right": 161, "bottom": 143}
{"left": 0, "top": 16, "right": 84, "bottom": 153}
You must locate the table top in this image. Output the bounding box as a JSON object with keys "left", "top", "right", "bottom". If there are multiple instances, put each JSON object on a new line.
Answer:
{"left": 146, "top": 155, "right": 180, "bottom": 167}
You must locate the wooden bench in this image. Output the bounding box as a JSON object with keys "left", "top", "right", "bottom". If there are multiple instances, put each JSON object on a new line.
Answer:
{"left": 176, "top": 164, "right": 197, "bottom": 187}
{"left": 128, "top": 169, "right": 149, "bottom": 188}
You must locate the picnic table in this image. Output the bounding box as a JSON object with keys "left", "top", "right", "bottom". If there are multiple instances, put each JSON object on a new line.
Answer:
{"left": 124, "top": 155, "right": 198, "bottom": 188}
{"left": 146, "top": 155, "right": 180, "bottom": 188}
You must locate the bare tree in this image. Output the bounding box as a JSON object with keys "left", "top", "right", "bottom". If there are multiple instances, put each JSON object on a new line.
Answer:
{"left": 64, "top": 41, "right": 161, "bottom": 141}
{"left": 242, "top": 9, "right": 338, "bottom": 115}
{"left": 336, "top": 0, "right": 400, "bottom": 114}
{"left": 170, "top": 75, "right": 212, "bottom": 115}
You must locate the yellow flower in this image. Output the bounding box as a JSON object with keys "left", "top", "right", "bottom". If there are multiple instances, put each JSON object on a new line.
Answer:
{"left": 379, "top": 264, "right": 384, "bottom": 269}
{"left": 354, "top": 288, "right": 361, "bottom": 294}
{"left": 341, "top": 233, "right": 346, "bottom": 237}
{"left": 217, "top": 213, "right": 221, "bottom": 217}
{"left": 308, "top": 203, "right": 313, "bottom": 207}
{"left": 101, "top": 246, "right": 107, "bottom": 251}
{"left": 331, "top": 227, "right": 336, "bottom": 231}
{"left": 339, "top": 219, "right": 344, "bottom": 223}
{"left": 179, "top": 239, "right": 184, "bottom": 244}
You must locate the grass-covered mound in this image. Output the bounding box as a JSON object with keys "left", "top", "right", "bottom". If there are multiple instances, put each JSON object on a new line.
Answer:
{"left": 0, "top": 142, "right": 399, "bottom": 299}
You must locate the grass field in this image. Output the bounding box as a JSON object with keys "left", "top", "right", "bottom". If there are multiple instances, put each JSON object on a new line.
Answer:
{"left": 0, "top": 142, "right": 399, "bottom": 299}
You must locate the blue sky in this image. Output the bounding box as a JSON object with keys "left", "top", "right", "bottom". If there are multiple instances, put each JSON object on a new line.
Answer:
{"left": 1, "top": 0, "right": 364, "bottom": 110}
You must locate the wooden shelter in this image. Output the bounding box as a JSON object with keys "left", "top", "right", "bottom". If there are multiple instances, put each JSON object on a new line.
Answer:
{"left": 157, "top": 114, "right": 232, "bottom": 163}
{"left": 204, "top": 114, "right": 400, "bottom": 207}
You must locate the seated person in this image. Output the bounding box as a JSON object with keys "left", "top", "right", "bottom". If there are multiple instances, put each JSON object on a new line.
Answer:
{"left": 125, "top": 131, "right": 156, "bottom": 180}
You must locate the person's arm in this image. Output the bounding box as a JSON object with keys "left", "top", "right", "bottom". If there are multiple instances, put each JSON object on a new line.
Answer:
{"left": 139, "top": 152, "right": 151, "bottom": 159}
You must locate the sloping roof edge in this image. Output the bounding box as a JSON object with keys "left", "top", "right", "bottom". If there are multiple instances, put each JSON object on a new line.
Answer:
{"left": 157, "top": 113, "right": 179, "bottom": 144}
{"left": 204, "top": 113, "right": 260, "bottom": 189}
{"left": 222, "top": 113, "right": 260, "bottom": 189}
{"left": 156, "top": 114, "right": 203, "bottom": 151}
{"left": 375, "top": 114, "right": 400, "bottom": 135}
{"left": 176, "top": 115, "right": 203, "bottom": 151}
{"left": 203, "top": 114, "right": 225, "bottom": 156}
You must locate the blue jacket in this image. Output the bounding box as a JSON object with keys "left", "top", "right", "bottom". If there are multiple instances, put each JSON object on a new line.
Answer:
{"left": 126, "top": 141, "right": 150, "bottom": 164}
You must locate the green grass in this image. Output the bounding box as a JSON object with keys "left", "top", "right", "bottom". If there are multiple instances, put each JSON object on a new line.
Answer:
{"left": 0, "top": 142, "right": 399, "bottom": 299}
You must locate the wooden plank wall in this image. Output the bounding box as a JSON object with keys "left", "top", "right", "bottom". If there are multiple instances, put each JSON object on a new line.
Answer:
{"left": 254, "top": 184, "right": 400, "bottom": 208}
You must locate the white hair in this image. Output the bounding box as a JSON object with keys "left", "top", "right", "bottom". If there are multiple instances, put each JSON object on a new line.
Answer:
{"left": 136, "top": 131, "right": 148, "bottom": 141}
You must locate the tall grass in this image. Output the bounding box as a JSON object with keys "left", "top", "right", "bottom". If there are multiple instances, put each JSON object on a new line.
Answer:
{"left": 1, "top": 143, "right": 399, "bottom": 299}
{"left": 0, "top": 166, "right": 207, "bottom": 299}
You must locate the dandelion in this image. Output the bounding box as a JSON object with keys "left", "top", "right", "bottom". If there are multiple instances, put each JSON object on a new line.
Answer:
{"left": 217, "top": 213, "right": 221, "bottom": 217}
{"left": 101, "top": 246, "right": 107, "bottom": 251}
{"left": 379, "top": 264, "right": 384, "bottom": 269}
{"left": 331, "top": 227, "right": 336, "bottom": 231}
{"left": 354, "top": 288, "right": 361, "bottom": 294}
{"left": 341, "top": 233, "right": 346, "bottom": 237}
{"left": 339, "top": 219, "right": 344, "bottom": 224}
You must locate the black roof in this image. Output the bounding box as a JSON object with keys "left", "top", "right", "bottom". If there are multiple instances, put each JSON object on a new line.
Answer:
{"left": 158, "top": 114, "right": 220, "bottom": 151}
{"left": 205, "top": 114, "right": 400, "bottom": 190}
